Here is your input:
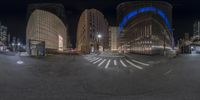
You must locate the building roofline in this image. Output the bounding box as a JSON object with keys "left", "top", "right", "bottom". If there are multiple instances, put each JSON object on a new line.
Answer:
{"left": 117, "top": 1, "right": 172, "bottom": 9}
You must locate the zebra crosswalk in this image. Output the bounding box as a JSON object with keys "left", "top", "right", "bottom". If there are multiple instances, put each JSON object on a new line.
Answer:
{"left": 105, "top": 60, "right": 111, "bottom": 69}
{"left": 93, "top": 58, "right": 102, "bottom": 64}
{"left": 98, "top": 59, "right": 106, "bottom": 67}
{"left": 90, "top": 57, "right": 99, "bottom": 62}
{"left": 83, "top": 55, "right": 150, "bottom": 70}
{"left": 120, "top": 59, "right": 127, "bottom": 67}
{"left": 125, "top": 59, "right": 143, "bottom": 70}
{"left": 114, "top": 60, "right": 117, "bottom": 66}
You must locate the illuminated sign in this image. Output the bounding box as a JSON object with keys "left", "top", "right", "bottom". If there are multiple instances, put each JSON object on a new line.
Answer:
{"left": 119, "top": 7, "right": 172, "bottom": 32}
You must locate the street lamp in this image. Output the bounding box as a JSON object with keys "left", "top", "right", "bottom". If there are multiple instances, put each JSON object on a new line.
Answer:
{"left": 97, "top": 34, "right": 102, "bottom": 53}
{"left": 12, "top": 43, "right": 15, "bottom": 46}
{"left": 12, "top": 42, "right": 15, "bottom": 52}
{"left": 17, "top": 42, "right": 21, "bottom": 52}
{"left": 97, "top": 34, "right": 102, "bottom": 39}
{"left": 17, "top": 42, "right": 21, "bottom": 46}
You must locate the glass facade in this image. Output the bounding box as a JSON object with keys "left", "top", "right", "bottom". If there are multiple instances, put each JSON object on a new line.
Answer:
{"left": 117, "top": 1, "right": 174, "bottom": 55}
{"left": 26, "top": 10, "right": 67, "bottom": 52}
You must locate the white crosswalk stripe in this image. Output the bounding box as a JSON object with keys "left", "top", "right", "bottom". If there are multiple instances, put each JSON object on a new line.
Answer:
{"left": 93, "top": 58, "right": 102, "bottom": 64}
{"left": 114, "top": 60, "right": 117, "bottom": 66}
{"left": 105, "top": 59, "right": 111, "bottom": 69}
{"left": 98, "top": 59, "right": 106, "bottom": 67}
{"left": 90, "top": 57, "right": 99, "bottom": 62}
{"left": 84, "top": 54, "right": 147, "bottom": 71}
{"left": 126, "top": 59, "right": 143, "bottom": 70}
{"left": 120, "top": 59, "right": 127, "bottom": 67}
{"left": 131, "top": 59, "right": 150, "bottom": 66}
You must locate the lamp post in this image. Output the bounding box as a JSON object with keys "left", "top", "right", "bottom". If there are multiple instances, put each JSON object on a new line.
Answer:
{"left": 17, "top": 42, "right": 21, "bottom": 46}
{"left": 17, "top": 42, "right": 21, "bottom": 52}
{"left": 97, "top": 34, "right": 102, "bottom": 52}
{"left": 12, "top": 42, "right": 15, "bottom": 52}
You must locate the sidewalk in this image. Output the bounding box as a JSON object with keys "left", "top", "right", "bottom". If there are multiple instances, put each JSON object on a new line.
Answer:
{"left": 0, "top": 51, "right": 16, "bottom": 56}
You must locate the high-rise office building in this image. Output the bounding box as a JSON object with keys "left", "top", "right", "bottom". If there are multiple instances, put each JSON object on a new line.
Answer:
{"left": 0, "top": 22, "right": 8, "bottom": 51}
{"left": 117, "top": 1, "right": 174, "bottom": 55}
{"left": 0, "top": 23, "right": 8, "bottom": 45}
{"left": 26, "top": 4, "right": 68, "bottom": 55}
{"left": 76, "top": 9, "right": 109, "bottom": 53}
{"left": 109, "top": 26, "right": 118, "bottom": 51}
{"left": 193, "top": 20, "right": 200, "bottom": 36}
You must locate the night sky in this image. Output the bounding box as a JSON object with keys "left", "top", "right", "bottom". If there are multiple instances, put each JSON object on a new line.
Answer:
{"left": 0, "top": 0, "right": 200, "bottom": 47}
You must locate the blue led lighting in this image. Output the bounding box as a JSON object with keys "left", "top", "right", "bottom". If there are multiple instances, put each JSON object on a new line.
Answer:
{"left": 119, "top": 7, "right": 172, "bottom": 32}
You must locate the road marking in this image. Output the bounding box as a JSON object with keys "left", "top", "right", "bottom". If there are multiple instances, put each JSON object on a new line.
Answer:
{"left": 90, "top": 57, "right": 99, "bottom": 62}
{"left": 93, "top": 58, "right": 102, "bottom": 64}
{"left": 126, "top": 60, "right": 143, "bottom": 70}
{"left": 17, "top": 60, "right": 24, "bottom": 64}
{"left": 91, "top": 57, "right": 100, "bottom": 62}
{"left": 98, "top": 59, "right": 106, "bottom": 67}
{"left": 120, "top": 59, "right": 127, "bottom": 67}
{"left": 131, "top": 59, "right": 150, "bottom": 66}
{"left": 114, "top": 60, "right": 117, "bottom": 66}
{"left": 164, "top": 69, "right": 172, "bottom": 75}
{"left": 105, "top": 59, "right": 111, "bottom": 69}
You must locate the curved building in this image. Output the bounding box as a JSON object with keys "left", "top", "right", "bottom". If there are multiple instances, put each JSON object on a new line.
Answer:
{"left": 76, "top": 9, "right": 109, "bottom": 53}
{"left": 117, "top": 1, "right": 174, "bottom": 55}
{"left": 26, "top": 9, "right": 67, "bottom": 54}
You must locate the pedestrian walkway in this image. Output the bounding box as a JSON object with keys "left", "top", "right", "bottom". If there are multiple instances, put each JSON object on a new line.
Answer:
{"left": 83, "top": 54, "right": 150, "bottom": 70}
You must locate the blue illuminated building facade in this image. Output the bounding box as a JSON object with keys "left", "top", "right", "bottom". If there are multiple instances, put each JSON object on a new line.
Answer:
{"left": 117, "top": 1, "right": 174, "bottom": 55}
{"left": 119, "top": 7, "right": 172, "bottom": 33}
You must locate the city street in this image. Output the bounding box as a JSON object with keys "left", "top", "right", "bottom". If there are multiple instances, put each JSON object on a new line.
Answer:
{"left": 1, "top": 0, "right": 200, "bottom": 100}
{"left": 0, "top": 53, "right": 200, "bottom": 100}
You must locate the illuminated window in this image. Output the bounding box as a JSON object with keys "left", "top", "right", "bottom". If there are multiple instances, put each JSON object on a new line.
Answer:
{"left": 58, "top": 35, "right": 63, "bottom": 51}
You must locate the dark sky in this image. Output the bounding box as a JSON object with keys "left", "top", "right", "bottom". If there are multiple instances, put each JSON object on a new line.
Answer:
{"left": 0, "top": 0, "right": 200, "bottom": 46}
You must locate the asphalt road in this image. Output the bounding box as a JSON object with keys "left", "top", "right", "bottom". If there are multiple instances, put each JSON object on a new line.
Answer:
{"left": 0, "top": 53, "right": 200, "bottom": 100}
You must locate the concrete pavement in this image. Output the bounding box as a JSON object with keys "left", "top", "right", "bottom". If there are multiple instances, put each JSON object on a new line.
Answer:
{"left": 0, "top": 53, "right": 200, "bottom": 100}
{"left": 83, "top": 53, "right": 149, "bottom": 71}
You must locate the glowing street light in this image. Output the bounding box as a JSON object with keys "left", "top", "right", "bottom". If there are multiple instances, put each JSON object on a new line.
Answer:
{"left": 17, "top": 42, "right": 21, "bottom": 46}
{"left": 97, "top": 34, "right": 102, "bottom": 38}
{"left": 96, "top": 34, "right": 102, "bottom": 52}
{"left": 12, "top": 43, "right": 15, "bottom": 46}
